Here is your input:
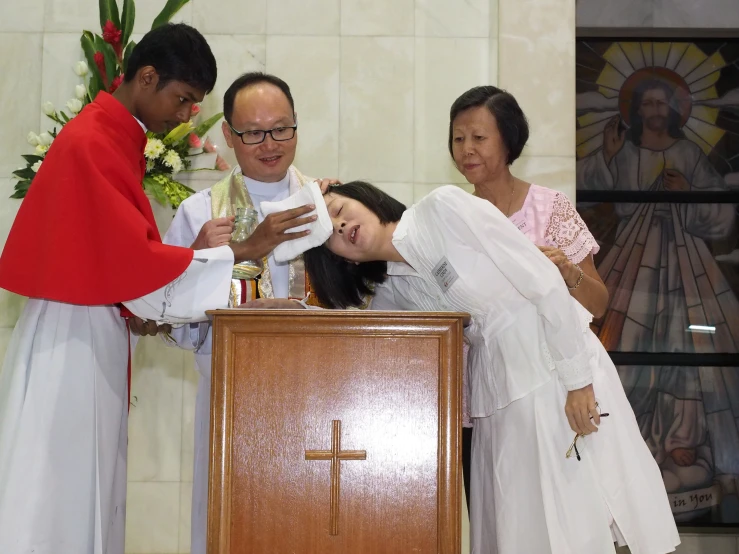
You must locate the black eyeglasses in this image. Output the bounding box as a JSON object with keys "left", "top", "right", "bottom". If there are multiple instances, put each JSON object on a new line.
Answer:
{"left": 227, "top": 122, "right": 298, "bottom": 145}
{"left": 565, "top": 402, "right": 610, "bottom": 461}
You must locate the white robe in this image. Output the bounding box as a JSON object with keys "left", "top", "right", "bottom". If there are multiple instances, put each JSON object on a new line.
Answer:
{"left": 162, "top": 172, "right": 296, "bottom": 554}
{"left": 377, "top": 186, "right": 680, "bottom": 554}
{"left": 0, "top": 245, "right": 234, "bottom": 554}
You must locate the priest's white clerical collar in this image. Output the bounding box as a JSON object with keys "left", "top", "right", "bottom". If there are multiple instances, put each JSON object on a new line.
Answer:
{"left": 241, "top": 170, "right": 290, "bottom": 196}
{"left": 134, "top": 116, "right": 147, "bottom": 133}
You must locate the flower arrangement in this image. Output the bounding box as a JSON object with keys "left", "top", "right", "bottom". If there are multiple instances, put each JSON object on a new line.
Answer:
{"left": 11, "top": 0, "right": 229, "bottom": 209}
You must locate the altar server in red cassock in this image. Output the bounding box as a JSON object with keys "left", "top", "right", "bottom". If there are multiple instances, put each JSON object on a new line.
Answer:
{"left": 0, "top": 23, "right": 313, "bottom": 554}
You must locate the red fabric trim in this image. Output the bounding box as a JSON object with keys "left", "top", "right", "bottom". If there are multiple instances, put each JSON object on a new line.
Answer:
{"left": 240, "top": 279, "right": 247, "bottom": 305}
{"left": 125, "top": 319, "right": 131, "bottom": 413}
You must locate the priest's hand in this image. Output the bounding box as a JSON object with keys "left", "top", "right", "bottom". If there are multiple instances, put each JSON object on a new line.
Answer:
{"left": 190, "top": 216, "right": 235, "bottom": 250}
{"left": 316, "top": 178, "right": 341, "bottom": 194}
{"left": 238, "top": 298, "right": 306, "bottom": 309}
{"left": 129, "top": 316, "right": 172, "bottom": 337}
{"left": 230, "top": 205, "right": 317, "bottom": 262}
{"left": 564, "top": 384, "right": 599, "bottom": 435}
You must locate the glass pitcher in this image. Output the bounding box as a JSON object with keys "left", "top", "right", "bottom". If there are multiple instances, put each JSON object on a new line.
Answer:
{"left": 231, "top": 207, "right": 264, "bottom": 280}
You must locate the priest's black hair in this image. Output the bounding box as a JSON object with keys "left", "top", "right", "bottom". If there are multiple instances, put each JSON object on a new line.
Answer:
{"left": 303, "top": 182, "right": 406, "bottom": 309}
{"left": 223, "top": 72, "right": 295, "bottom": 125}
{"left": 124, "top": 23, "right": 217, "bottom": 94}
{"left": 448, "top": 86, "right": 529, "bottom": 165}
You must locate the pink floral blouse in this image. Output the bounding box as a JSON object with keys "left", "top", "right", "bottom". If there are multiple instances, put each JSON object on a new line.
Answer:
{"left": 509, "top": 184, "right": 600, "bottom": 264}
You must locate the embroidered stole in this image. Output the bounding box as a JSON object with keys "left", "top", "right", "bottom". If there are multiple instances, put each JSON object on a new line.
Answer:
{"left": 210, "top": 166, "right": 317, "bottom": 305}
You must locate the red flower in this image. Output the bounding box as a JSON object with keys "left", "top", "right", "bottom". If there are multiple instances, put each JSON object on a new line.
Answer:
{"left": 188, "top": 133, "right": 203, "bottom": 148}
{"left": 102, "top": 20, "right": 122, "bottom": 45}
{"left": 102, "top": 20, "right": 123, "bottom": 59}
{"left": 93, "top": 52, "right": 109, "bottom": 89}
{"left": 191, "top": 104, "right": 201, "bottom": 116}
{"left": 109, "top": 74, "right": 124, "bottom": 93}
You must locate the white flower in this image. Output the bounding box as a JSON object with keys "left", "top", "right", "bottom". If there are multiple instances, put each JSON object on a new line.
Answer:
{"left": 35, "top": 144, "right": 49, "bottom": 156}
{"left": 146, "top": 160, "right": 155, "bottom": 172}
{"left": 144, "top": 138, "right": 165, "bottom": 160}
{"left": 42, "top": 101, "right": 55, "bottom": 116}
{"left": 27, "top": 132, "right": 40, "bottom": 146}
{"left": 38, "top": 132, "right": 53, "bottom": 147}
{"left": 162, "top": 149, "right": 183, "bottom": 173}
{"left": 32, "top": 160, "right": 42, "bottom": 173}
{"left": 66, "top": 99, "right": 83, "bottom": 114}
{"left": 75, "top": 85, "right": 86, "bottom": 100}
{"left": 74, "top": 61, "right": 89, "bottom": 77}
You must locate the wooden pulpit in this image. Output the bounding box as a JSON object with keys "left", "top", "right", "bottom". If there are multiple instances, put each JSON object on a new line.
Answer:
{"left": 207, "top": 310, "right": 464, "bottom": 553}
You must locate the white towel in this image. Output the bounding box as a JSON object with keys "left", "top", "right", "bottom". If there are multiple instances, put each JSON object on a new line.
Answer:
{"left": 259, "top": 180, "right": 333, "bottom": 263}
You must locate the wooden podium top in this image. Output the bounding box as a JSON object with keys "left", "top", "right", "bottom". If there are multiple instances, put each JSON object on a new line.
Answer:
{"left": 207, "top": 308, "right": 470, "bottom": 326}
{"left": 207, "top": 309, "right": 466, "bottom": 553}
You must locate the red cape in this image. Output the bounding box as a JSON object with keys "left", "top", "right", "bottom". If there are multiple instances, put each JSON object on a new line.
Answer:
{"left": 0, "top": 92, "right": 194, "bottom": 305}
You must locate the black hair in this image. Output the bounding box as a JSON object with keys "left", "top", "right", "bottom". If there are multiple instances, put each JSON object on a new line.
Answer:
{"left": 627, "top": 78, "right": 685, "bottom": 147}
{"left": 448, "top": 85, "right": 529, "bottom": 165}
{"left": 303, "top": 181, "right": 406, "bottom": 309}
{"left": 124, "top": 23, "right": 217, "bottom": 93}
{"left": 223, "top": 72, "right": 295, "bottom": 125}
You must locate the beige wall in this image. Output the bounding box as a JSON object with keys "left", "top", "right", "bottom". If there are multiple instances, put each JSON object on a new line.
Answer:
{"left": 0, "top": 0, "right": 581, "bottom": 552}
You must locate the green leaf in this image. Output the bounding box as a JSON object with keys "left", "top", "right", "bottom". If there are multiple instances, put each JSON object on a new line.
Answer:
{"left": 11, "top": 180, "right": 32, "bottom": 199}
{"left": 13, "top": 168, "right": 36, "bottom": 180}
{"left": 151, "top": 0, "right": 190, "bottom": 29}
{"left": 120, "top": 0, "right": 135, "bottom": 46}
{"left": 143, "top": 175, "right": 168, "bottom": 206}
{"left": 162, "top": 121, "right": 194, "bottom": 145}
{"left": 122, "top": 40, "right": 136, "bottom": 74}
{"left": 192, "top": 112, "right": 223, "bottom": 138}
{"left": 21, "top": 155, "right": 44, "bottom": 165}
{"left": 81, "top": 32, "right": 104, "bottom": 98}
{"left": 60, "top": 112, "right": 70, "bottom": 123}
{"left": 98, "top": 0, "right": 120, "bottom": 32}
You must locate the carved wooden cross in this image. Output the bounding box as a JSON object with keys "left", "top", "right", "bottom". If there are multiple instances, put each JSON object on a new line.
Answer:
{"left": 305, "top": 419, "right": 367, "bottom": 535}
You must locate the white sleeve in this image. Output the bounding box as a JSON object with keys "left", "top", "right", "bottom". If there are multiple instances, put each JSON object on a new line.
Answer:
{"left": 162, "top": 191, "right": 210, "bottom": 249}
{"left": 432, "top": 187, "right": 593, "bottom": 390}
{"left": 160, "top": 193, "right": 217, "bottom": 347}
{"left": 165, "top": 322, "right": 209, "bottom": 351}
{"left": 123, "top": 245, "right": 235, "bottom": 325}
{"left": 368, "top": 281, "right": 401, "bottom": 310}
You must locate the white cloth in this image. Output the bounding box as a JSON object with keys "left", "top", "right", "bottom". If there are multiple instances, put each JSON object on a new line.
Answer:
{"left": 162, "top": 172, "right": 300, "bottom": 554}
{"left": 0, "top": 246, "right": 234, "bottom": 554}
{"left": 260, "top": 180, "right": 333, "bottom": 262}
{"left": 379, "top": 185, "right": 680, "bottom": 554}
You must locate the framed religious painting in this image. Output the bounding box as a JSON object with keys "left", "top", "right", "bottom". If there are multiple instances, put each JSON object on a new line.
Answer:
{"left": 615, "top": 364, "right": 739, "bottom": 528}
{"left": 575, "top": 36, "right": 739, "bottom": 529}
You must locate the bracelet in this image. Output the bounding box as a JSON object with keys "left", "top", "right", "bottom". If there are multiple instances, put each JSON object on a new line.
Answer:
{"left": 567, "top": 265, "right": 585, "bottom": 290}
